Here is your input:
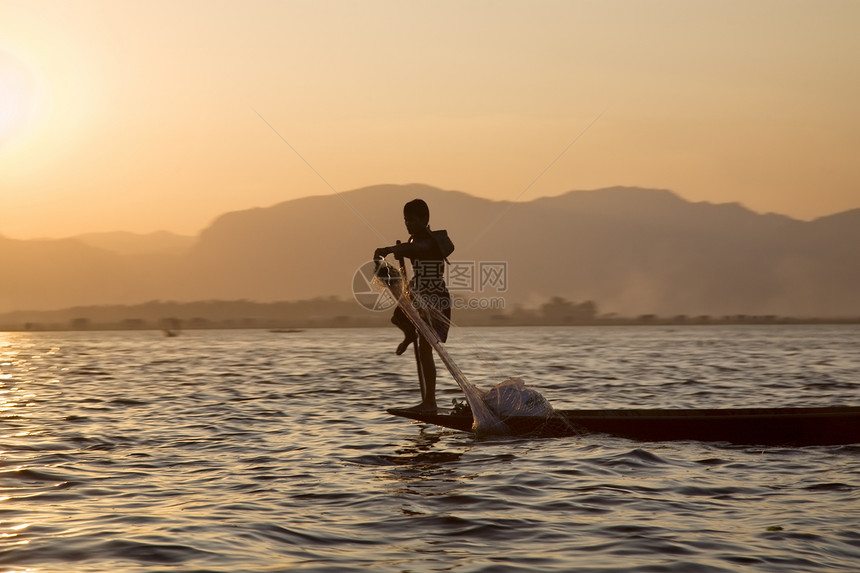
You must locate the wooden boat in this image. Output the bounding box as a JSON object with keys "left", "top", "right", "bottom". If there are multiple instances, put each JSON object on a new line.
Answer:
{"left": 387, "top": 406, "right": 860, "bottom": 446}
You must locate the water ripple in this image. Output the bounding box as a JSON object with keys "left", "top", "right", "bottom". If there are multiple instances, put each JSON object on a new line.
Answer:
{"left": 0, "top": 326, "right": 858, "bottom": 571}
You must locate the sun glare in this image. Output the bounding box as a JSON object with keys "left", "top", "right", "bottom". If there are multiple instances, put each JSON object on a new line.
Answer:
{"left": 0, "top": 52, "right": 39, "bottom": 149}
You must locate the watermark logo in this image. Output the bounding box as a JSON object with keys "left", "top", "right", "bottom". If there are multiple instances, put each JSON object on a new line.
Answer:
{"left": 447, "top": 261, "right": 475, "bottom": 291}
{"left": 352, "top": 261, "right": 398, "bottom": 311}
{"left": 352, "top": 260, "right": 508, "bottom": 312}
{"left": 447, "top": 261, "right": 508, "bottom": 292}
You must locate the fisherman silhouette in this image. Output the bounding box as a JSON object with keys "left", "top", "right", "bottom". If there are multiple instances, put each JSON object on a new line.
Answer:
{"left": 374, "top": 199, "right": 454, "bottom": 412}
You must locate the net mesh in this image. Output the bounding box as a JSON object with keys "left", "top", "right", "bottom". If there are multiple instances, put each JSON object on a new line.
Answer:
{"left": 373, "top": 259, "right": 553, "bottom": 435}
{"left": 481, "top": 377, "right": 554, "bottom": 418}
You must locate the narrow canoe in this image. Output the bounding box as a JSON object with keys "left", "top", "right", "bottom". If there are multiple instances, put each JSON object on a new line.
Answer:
{"left": 387, "top": 406, "right": 860, "bottom": 446}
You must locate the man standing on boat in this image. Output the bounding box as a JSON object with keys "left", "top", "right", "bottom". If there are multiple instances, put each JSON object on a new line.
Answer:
{"left": 374, "top": 199, "right": 454, "bottom": 412}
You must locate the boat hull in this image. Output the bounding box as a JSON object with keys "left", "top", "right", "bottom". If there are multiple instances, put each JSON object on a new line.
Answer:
{"left": 387, "top": 406, "right": 860, "bottom": 446}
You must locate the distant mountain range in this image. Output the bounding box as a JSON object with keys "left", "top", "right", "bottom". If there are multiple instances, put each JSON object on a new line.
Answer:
{"left": 73, "top": 231, "right": 196, "bottom": 256}
{"left": 1, "top": 184, "right": 858, "bottom": 318}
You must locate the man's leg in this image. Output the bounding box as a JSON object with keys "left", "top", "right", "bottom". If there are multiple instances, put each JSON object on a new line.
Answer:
{"left": 392, "top": 307, "right": 417, "bottom": 355}
{"left": 417, "top": 336, "right": 437, "bottom": 409}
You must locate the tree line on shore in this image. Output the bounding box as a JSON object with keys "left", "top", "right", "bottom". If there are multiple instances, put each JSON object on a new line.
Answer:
{"left": 1, "top": 296, "right": 856, "bottom": 332}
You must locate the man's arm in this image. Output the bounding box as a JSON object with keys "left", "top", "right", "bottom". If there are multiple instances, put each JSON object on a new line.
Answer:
{"left": 376, "top": 236, "right": 436, "bottom": 260}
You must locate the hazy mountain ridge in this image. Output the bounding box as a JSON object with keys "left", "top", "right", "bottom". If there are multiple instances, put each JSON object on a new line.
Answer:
{"left": 73, "top": 231, "right": 196, "bottom": 256}
{"left": 0, "top": 235, "right": 158, "bottom": 310}
{"left": 1, "top": 185, "right": 858, "bottom": 317}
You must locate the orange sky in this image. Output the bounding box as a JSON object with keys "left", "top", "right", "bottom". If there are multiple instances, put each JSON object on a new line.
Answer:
{"left": 1, "top": 0, "right": 859, "bottom": 238}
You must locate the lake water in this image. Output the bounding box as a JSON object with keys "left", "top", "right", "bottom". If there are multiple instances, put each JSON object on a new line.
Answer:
{"left": 1, "top": 325, "right": 859, "bottom": 572}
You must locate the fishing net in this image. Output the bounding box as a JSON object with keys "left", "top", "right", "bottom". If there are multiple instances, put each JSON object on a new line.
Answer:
{"left": 482, "top": 377, "right": 554, "bottom": 418}
{"left": 373, "top": 259, "right": 553, "bottom": 435}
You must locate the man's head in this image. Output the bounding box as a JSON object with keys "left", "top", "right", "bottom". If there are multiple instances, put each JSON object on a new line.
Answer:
{"left": 403, "top": 199, "right": 430, "bottom": 235}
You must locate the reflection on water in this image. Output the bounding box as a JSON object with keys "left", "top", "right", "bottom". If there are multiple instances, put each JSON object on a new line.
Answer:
{"left": 0, "top": 326, "right": 858, "bottom": 572}
{"left": 377, "top": 431, "right": 468, "bottom": 508}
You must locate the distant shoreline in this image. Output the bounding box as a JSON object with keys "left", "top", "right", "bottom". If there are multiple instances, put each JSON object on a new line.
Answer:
{"left": 3, "top": 315, "right": 859, "bottom": 333}
{"left": 2, "top": 297, "right": 858, "bottom": 333}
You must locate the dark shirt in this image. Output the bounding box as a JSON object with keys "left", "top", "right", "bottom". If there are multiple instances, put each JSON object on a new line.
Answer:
{"left": 391, "top": 229, "right": 447, "bottom": 294}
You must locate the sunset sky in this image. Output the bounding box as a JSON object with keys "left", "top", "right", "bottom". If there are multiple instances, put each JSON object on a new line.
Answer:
{"left": 1, "top": 0, "right": 858, "bottom": 239}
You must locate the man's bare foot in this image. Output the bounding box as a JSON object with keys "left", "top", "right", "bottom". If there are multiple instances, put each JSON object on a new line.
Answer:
{"left": 395, "top": 336, "right": 415, "bottom": 356}
{"left": 403, "top": 402, "right": 438, "bottom": 413}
